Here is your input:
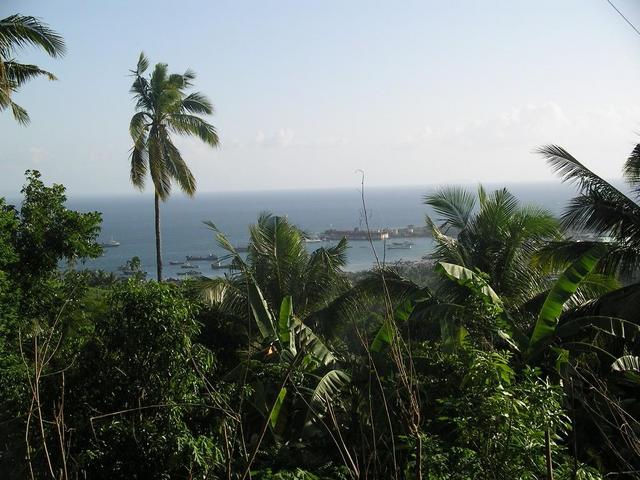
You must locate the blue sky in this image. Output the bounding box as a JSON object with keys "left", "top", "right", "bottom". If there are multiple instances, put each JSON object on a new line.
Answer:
{"left": 2, "top": 0, "right": 640, "bottom": 196}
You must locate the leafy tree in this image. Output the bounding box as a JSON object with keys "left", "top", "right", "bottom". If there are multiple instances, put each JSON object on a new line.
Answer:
{"left": 0, "top": 171, "right": 102, "bottom": 477}
{"left": 68, "top": 281, "right": 227, "bottom": 479}
{"left": 0, "top": 14, "right": 65, "bottom": 124}
{"left": 6, "top": 170, "right": 102, "bottom": 289}
{"left": 128, "top": 53, "right": 219, "bottom": 281}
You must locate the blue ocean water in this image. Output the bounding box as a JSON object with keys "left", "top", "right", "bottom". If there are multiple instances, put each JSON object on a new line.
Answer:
{"left": 65, "top": 182, "right": 579, "bottom": 279}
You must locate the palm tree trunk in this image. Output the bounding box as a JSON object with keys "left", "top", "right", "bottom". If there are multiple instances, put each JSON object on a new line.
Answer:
{"left": 545, "top": 427, "right": 554, "bottom": 480}
{"left": 154, "top": 191, "right": 163, "bottom": 281}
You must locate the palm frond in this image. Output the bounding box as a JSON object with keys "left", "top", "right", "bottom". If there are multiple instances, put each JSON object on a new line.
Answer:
{"left": 129, "top": 139, "right": 148, "bottom": 189}
{"left": 3, "top": 61, "right": 56, "bottom": 86}
{"left": 624, "top": 143, "right": 640, "bottom": 196}
{"left": 181, "top": 91, "right": 213, "bottom": 115}
{"left": 167, "top": 113, "right": 219, "bottom": 146}
{"left": 538, "top": 144, "right": 638, "bottom": 213}
{"left": 147, "top": 128, "right": 171, "bottom": 199}
{"left": 161, "top": 133, "right": 196, "bottom": 196}
{"left": 428, "top": 218, "right": 467, "bottom": 266}
{"left": 134, "top": 51, "right": 149, "bottom": 75}
{"left": 0, "top": 15, "right": 66, "bottom": 57}
{"left": 9, "top": 99, "right": 28, "bottom": 125}
{"left": 424, "top": 186, "right": 476, "bottom": 232}
{"left": 129, "top": 111, "right": 149, "bottom": 142}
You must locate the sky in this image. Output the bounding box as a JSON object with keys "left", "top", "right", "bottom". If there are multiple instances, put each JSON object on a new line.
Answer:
{"left": 2, "top": 0, "right": 640, "bottom": 196}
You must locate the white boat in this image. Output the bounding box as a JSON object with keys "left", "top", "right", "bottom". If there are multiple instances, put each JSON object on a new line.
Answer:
{"left": 100, "top": 237, "right": 120, "bottom": 248}
{"left": 186, "top": 253, "right": 219, "bottom": 261}
{"left": 386, "top": 241, "right": 413, "bottom": 250}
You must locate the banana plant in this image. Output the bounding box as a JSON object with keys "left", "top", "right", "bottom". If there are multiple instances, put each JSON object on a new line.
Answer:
{"left": 434, "top": 246, "right": 639, "bottom": 368}
{"left": 202, "top": 227, "right": 350, "bottom": 434}
{"left": 245, "top": 272, "right": 349, "bottom": 431}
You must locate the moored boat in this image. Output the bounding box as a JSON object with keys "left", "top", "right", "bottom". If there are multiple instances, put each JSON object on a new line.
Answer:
{"left": 100, "top": 237, "right": 120, "bottom": 248}
{"left": 186, "top": 253, "right": 218, "bottom": 261}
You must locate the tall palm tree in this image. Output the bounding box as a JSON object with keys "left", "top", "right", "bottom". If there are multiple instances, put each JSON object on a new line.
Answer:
{"left": 537, "top": 145, "right": 640, "bottom": 277}
{"left": 129, "top": 53, "right": 219, "bottom": 281}
{"left": 0, "top": 14, "right": 66, "bottom": 124}
{"left": 424, "top": 185, "right": 561, "bottom": 304}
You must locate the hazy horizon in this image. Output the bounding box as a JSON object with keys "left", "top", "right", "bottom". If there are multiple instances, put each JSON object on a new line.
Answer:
{"left": 2, "top": 0, "right": 640, "bottom": 196}
{"left": 3, "top": 178, "right": 626, "bottom": 202}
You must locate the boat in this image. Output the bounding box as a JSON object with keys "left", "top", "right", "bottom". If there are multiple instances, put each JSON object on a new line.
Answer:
{"left": 186, "top": 253, "right": 218, "bottom": 261}
{"left": 181, "top": 263, "right": 199, "bottom": 269}
{"left": 169, "top": 261, "right": 184, "bottom": 265}
{"left": 304, "top": 237, "right": 323, "bottom": 243}
{"left": 386, "top": 241, "right": 413, "bottom": 250}
{"left": 100, "top": 237, "right": 120, "bottom": 248}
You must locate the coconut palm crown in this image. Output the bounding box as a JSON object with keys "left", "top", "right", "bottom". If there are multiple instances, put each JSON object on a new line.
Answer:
{"left": 424, "top": 185, "right": 561, "bottom": 304}
{"left": 0, "top": 14, "right": 66, "bottom": 124}
{"left": 537, "top": 145, "right": 640, "bottom": 277}
{"left": 129, "top": 52, "right": 219, "bottom": 280}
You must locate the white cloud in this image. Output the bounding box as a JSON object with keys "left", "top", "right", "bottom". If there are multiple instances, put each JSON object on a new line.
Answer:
{"left": 400, "top": 102, "right": 640, "bottom": 149}
{"left": 255, "top": 128, "right": 295, "bottom": 148}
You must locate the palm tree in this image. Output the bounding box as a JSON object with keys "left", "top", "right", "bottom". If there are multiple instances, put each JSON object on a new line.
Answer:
{"left": 203, "top": 213, "right": 350, "bottom": 326}
{"left": 129, "top": 52, "right": 219, "bottom": 281}
{"left": 0, "top": 14, "right": 66, "bottom": 124}
{"left": 424, "top": 185, "right": 561, "bottom": 305}
{"left": 537, "top": 144, "right": 640, "bottom": 277}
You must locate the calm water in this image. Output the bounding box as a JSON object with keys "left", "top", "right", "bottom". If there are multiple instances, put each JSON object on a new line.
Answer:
{"left": 63, "top": 182, "right": 579, "bottom": 279}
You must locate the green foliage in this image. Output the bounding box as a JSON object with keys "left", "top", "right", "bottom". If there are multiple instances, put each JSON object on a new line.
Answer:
{"left": 538, "top": 144, "right": 640, "bottom": 277}
{"left": 0, "top": 14, "right": 66, "bottom": 124}
{"left": 9, "top": 170, "right": 102, "bottom": 285}
{"left": 528, "top": 245, "right": 605, "bottom": 354}
{"left": 425, "top": 185, "right": 561, "bottom": 305}
{"left": 72, "top": 281, "right": 225, "bottom": 478}
{"left": 0, "top": 173, "right": 636, "bottom": 478}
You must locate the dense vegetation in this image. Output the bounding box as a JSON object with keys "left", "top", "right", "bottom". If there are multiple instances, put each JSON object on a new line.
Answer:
{"left": 1, "top": 163, "right": 640, "bottom": 479}
{"left": 2, "top": 10, "right": 640, "bottom": 480}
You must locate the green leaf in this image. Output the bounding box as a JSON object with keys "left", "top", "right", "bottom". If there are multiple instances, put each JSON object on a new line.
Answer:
{"left": 370, "top": 319, "right": 393, "bottom": 353}
{"left": 436, "top": 262, "right": 501, "bottom": 305}
{"left": 278, "top": 295, "right": 293, "bottom": 346}
{"left": 291, "top": 317, "right": 335, "bottom": 366}
{"left": 247, "top": 280, "right": 276, "bottom": 339}
{"left": 305, "top": 370, "right": 350, "bottom": 425}
{"left": 269, "top": 387, "right": 287, "bottom": 429}
{"left": 527, "top": 245, "right": 605, "bottom": 354}
{"left": 370, "top": 299, "right": 414, "bottom": 353}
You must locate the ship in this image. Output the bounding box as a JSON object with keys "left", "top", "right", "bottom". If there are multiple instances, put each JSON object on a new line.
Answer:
{"left": 181, "top": 263, "right": 199, "bottom": 269}
{"left": 99, "top": 237, "right": 120, "bottom": 248}
{"left": 386, "top": 241, "right": 413, "bottom": 250}
{"left": 169, "top": 260, "right": 184, "bottom": 265}
{"left": 186, "top": 253, "right": 218, "bottom": 261}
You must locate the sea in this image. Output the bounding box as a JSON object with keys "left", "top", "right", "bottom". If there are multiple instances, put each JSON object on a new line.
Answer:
{"left": 62, "top": 182, "right": 583, "bottom": 279}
